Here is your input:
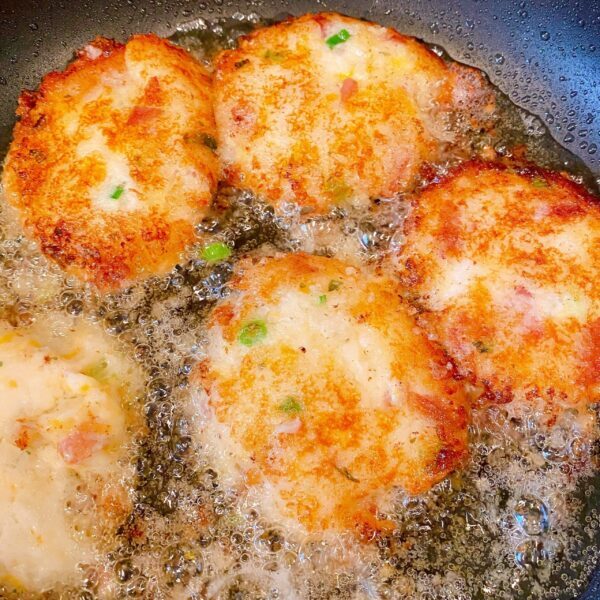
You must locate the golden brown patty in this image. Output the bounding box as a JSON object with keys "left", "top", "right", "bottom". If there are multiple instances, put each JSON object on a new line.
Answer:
{"left": 397, "top": 162, "right": 600, "bottom": 415}
{"left": 2, "top": 35, "right": 218, "bottom": 290}
{"left": 195, "top": 252, "right": 469, "bottom": 534}
{"left": 213, "top": 12, "right": 494, "bottom": 214}
{"left": 0, "top": 316, "right": 143, "bottom": 591}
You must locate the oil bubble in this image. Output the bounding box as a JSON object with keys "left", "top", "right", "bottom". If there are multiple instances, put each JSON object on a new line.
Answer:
{"left": 515, "top": 540, "right": 549, "bottom": 568}
{"left": 514, "top": 496, "right": 550, "bottom": 535}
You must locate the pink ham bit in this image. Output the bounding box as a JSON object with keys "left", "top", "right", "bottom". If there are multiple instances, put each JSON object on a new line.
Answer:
{"left": 514, "top": 284, "right": 533, "bottom": 299}
{"left": 511, "top": 285, "right": 544, "bottom": 338}
{"left": 274, "top": 418, "right": 302, "bottom": 435}
{"left": 533, "top": 202, "right": 551, "bottom": 222}
{"left": 313, "top": 14, "right": 329, "bottom": 37}
{"left": 127, "top": 105, "right": 163, "bottom": 126}
{"left": 58, "top": 429, "right": 107, "bottom": 464}
{"left": 231, "top": 103, "right": 255, "bottom": 129}
{"left": 83, "top": 44, "right": 103, "bottom": 60}
{"left": 340, "top": 77, "right": 358, "bottom": 102}
{"left": 383, "top": 389, "right": 394, "bottom": 408}
{"left": 578, "top": 318, "right": 600, "bottom": 387}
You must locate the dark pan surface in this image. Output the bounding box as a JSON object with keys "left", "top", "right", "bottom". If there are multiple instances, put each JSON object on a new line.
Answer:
{"left": 0, "top": 0, "right": 599, "bottom": 597}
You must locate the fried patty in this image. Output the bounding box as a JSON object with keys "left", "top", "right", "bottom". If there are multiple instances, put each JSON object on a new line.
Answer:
{"left": 194, "top": 252, "right": 469, "bottom": 534}
{"left": 2, "top": 34, "right": 218, "bottom": 290}
{"left": 397, "top": 162, "right": 600, "bottom": 415}
{"left": 0, "top": 316, "right": 143, "bottom": 592}
{"left": 213, "top": 12, "right": 494, "bottom": 214}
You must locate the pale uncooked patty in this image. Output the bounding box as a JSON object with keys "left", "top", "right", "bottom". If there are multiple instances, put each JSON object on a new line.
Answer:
{"left": 0, "top": 316, "right": 143, "bottom": 591}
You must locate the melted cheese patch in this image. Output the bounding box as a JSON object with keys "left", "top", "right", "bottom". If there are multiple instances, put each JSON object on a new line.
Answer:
{"left": 0, "top": 319, "right": 142, "bottom": 591}
{"left": 195, "top": 253, "right": 469, "bottom": 534}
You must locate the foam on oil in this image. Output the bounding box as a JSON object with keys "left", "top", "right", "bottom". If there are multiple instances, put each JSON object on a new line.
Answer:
{"left": 0, "top": 13, "right": 598, "bottom": 600}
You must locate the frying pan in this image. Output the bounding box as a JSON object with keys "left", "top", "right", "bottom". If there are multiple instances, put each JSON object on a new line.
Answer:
{"left": 0, "top": 0, "right": 599, "bottom": 597}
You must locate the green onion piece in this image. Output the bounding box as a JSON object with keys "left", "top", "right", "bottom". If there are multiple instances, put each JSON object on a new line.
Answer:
{"left": 472, "top": 340, "right": 491, "bottom": 354}
{"left": 279, "top": 396, "right": 303, "bottom": 414}
{"left": 110, "top": 185, "right": 125, "bottom": 200}
{"left": 328, "top": 279, "right": 342, "bottom": 291}
{"left": 532, "top": 177, "right": 548, "bottom": 188}
{"left": 318, "top": 294, "right": 327, "bottom": 305}
{"left": 263, "top": 49, "right": 286, "bottom": 62}
{"left": 326, "top": 28, "right": 351, "bottom": 49}
{"left": 238, "top": 320, "right": 267, "bottom": 347}
{"left": 200, "top": 133, "right": 217, "bottom": 151}
{"left": 201, "top": 242, "right": 232, "bottom": 263}
{"left": 81, "top": 358, "right": 109, "bottom": 382}
{"left": 335, "top": 465, "right": 360, "bottom": 482}
{"left": 324, "top": 178, "right": 352, "bottom": 203}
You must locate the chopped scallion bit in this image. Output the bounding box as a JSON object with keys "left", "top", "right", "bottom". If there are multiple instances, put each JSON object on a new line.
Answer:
{"left": 201, "top": 241, "right": 231, "bottom": 263}
{"left": 326, "top": 28, "right": 351, "bottom": 49}
{"left": 263, "top": 49, "right": 286, "bottom": 62}
{"left": 279, "top": 396, "right": 303, "bottom": 414}
{"left": 472, "top": 340, "right": 491, "bottom": 353}
{"left": 110, "top": 185, "right": 125, "bottom": 200}
{"left": 328, "top": 279, "right": 342, "bottom": 291}
{"left": 335, "top": 465, "right": 360, "bottom": 482}
{"left": 81, "top": 358, "right": 109, "bottom": 381}
{"left": 532, "top": 177, "right": 548, "bottom": 188}
{"left": 238, "top": 320, "right": 267, "bottom": 347}
{"left": 324, "top": 178, "right": 352, "bottom": 203}
{"left": 318, "top": 294, "right": 327, "bottom": 304}
{"left": 200, "top": 133, "right": 217, "bottom": 151}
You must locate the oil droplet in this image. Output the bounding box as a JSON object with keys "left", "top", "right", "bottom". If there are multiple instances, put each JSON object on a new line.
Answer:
{"left": 357, "top": 219, "right": 380, "bottom": 250}
{"left": 540, "top": 31, "right": 551, "bottom": 41}
{"left": 514, "top": 497, "right": 550, "bottom": 535}
{"left": 515, "top": 540, "right": 549, "bottom": 568}
{"left": 494, "top": 53, "right": 505, "bottom": 65}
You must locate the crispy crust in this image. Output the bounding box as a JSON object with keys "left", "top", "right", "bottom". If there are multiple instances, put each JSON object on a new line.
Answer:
{"left": 213, "top": 12, "right": 494, "bottom": 213}
{"left": 197, "top": 252, "right": 469, "bottom": 533}
{"left": 2, "top": 34, "right": 218, "bottom": 290}
{"left": 398, "top": 161, "right": 600, "bottom": 413}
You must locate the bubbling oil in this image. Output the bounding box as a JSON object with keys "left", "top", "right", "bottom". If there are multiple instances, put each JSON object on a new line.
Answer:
{"left": 0, "top": 13, "right": 599, "bottom": 600}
